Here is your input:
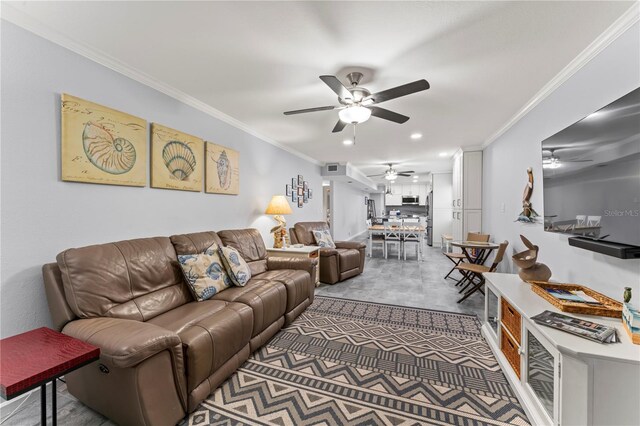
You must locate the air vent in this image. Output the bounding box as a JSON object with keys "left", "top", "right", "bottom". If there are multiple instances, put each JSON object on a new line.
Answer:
{"left": 327, "top": 164, "right": 339, "bottom": 172}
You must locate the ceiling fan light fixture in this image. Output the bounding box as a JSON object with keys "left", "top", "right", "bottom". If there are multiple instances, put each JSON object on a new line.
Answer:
{"left": 338, "top": 105, "right": 371, "bottom": 124}
{"left": 410, "top": 133, "right": 422, "bottom": 140}
{"left": 385, "top": 172, "right": 398, "bottom": 180}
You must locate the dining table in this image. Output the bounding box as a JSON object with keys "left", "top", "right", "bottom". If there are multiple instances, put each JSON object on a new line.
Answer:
{"left": 367, "top": 224, "right": 426, "bottom": 259}
{"left": 450, "top": 240, "right": 500, "bottom": 265}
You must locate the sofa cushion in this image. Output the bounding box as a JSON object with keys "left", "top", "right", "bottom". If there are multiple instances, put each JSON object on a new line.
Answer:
{"left": 212, "top": 279, "right": 287, "bottom": 337}
{"left": 337, "top": 248, "right": 360, "bottom": 271}
{"left": 177, "top": 247, "right": 232, "bottom": 301}
{"left": 217, "top": 229, "right": 268, "bottom": 276}
{"left": 169, "top": 302, "right": 253, "bottom": 393}
{"left": 170, "top": 231, "right": 224, "bottom": 256}
{"left": 56, "top": 237, "right": 190, "bottom": 321}
{"left": 147, "top": 299, "right": 230, "bottom": 334}
{"left": 254, "top": 270, "right": 311, "bottom": 312}
{"left": 293, "top": 222, "right": 331, "bottom": 246}
{"left": 219, "top": 245, "right": 251, "bottom": 287}
{"left": 313, "top": 229, "right": 336, "bottom": 248}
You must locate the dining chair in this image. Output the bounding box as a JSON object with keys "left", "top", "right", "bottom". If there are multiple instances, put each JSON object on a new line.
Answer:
{"left": 443, "top": 232, "right": 490, "bottom": 280}
{"left": 369, "top": 226, "right": 385, "bottom": 258}
{"left": 587, "top": 215, "right": 601, "bottom": 227}
{"left": 456, "top": 240, "right": 509, "bottom": 303}
{"left": 385, "top": 219, "right": 402, "bottom": 260}
{"left": 576, "top": 215, "right": 587, "bottom": 227}
{"left": 402, "top": 222, "right": 421, "bottom": 261}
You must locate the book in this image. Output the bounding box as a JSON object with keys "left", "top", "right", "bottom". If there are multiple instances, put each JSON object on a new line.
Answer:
{"left": 531, "top": 310, "right": 619, "bottom": 344}
{"left": 545, "top": 288, "right": 602, "bottom": 305}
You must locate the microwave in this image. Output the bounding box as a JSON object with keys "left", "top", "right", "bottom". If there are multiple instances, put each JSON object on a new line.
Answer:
{"left": 402, "top": 196, "right": 419, "bottom": 205}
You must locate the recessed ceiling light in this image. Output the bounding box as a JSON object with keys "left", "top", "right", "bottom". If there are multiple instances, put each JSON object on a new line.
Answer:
{"left": 410, "top": 133, "right": 422, "bottom": 140}
{"left": 343, "top": 139, "right": 353, "bottom": 146}
{"left": 439, "top": 152, "right": 448, "bottom": 157}
{"left": 413, "top": 175, "right": 418, "bottom": 178}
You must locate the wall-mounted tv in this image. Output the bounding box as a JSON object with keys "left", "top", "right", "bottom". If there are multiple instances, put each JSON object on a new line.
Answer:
{"left": 541, "top": 87, "right": 640, "bottom": 256}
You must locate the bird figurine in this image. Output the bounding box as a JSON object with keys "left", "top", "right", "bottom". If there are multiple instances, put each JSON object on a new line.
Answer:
{"left": 516, "top": 167, "right": 540, "bottom": 223}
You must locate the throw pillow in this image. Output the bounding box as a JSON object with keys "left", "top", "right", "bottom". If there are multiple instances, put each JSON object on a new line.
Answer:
{"left": 177, "top": 243, "right": 232, "bottom": 301}
{"left": 219, "top": 245, "right": 252, "bottom": 286}
{"left": 313, "top": 229, "right": 336, "bottom": 248}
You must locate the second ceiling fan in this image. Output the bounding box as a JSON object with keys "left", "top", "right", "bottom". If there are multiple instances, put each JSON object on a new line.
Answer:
{"left": 284, "top": 72, "right": 430, "bottom": 133}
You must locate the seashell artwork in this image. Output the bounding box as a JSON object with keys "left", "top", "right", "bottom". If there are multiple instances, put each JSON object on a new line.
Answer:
{"left": 82, "top": 122, "right": 136, "bottom": 175}
{"left": 205, "top": 142, "right": 239, "bottom": 195}
{"left": 61, "top": 94, "right": 146, "bottom": 186}
{"left": 162, "top": 141, "right": 196, "bottom": 181}
{"left": 151, "top": 123, "right": 203, "bottom": 192}
{"left": 217, "top": 150, "right": 231, "bottom": 189}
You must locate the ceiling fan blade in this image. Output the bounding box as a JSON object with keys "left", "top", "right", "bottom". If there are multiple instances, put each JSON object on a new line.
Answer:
{"left": 397, "top": 173, "right": 412, "bottom": 177}
{"left": 320, "top": 75, "right": 353, "bottom": 101}
{"left": 366, "top": 173, "right": 387, "bottom": 177}
{"left": 332, "top": 120, "right": 347, "bottom": 133}
{"left": 283, "top": 106, "right": 336, "bottom": 115}
{"left": 368, "top": 106, "right": 410, "bottom": 124}
{"left": 565, "top": 159, "right": 593, "bottom": 163}
{"left": 366, "top": 79, "right": 430, "bottom": 104}
{"left": 397, "top": 170, "right": 415, "bottom": 175}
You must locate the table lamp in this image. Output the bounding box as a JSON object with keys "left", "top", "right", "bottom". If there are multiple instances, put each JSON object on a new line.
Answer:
{"left": 265, "top": 195, "right": 293, "bottom": 248}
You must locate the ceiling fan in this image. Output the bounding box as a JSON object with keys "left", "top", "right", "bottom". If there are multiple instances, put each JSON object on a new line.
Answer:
{"left": 367, "top": 163, "right": 415, "bottom": 181}
{"left": 283, "top": 72, "right": 430, "bottom": 133}
{"left": 543, "top": 148, "right": 593, "bottom": 169}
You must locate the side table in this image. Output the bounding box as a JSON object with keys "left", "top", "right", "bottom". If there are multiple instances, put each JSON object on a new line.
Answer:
{"left": 267, "top": 245, "right": 320, "bottom": 286}
{"left": 0, "top": 327, "right": 100, "bottom": 425}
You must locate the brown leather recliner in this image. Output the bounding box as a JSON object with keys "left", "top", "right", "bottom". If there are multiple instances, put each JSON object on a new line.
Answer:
{"left": 42, "top": 229, "right": 316, "bottom": 426}
{"left": 290, "top": 221, "right": 366, "bottom": 284}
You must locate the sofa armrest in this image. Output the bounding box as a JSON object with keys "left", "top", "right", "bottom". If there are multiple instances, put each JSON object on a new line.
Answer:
{"left": 335, "top": 241, "right": 367, "bottom": 250}
{"left": 319, "top": 247, "right": 338, "bottom": 257}
{"left": 267, "top": 257, "right": 318, "bottom": 277}
{"left": 63, "top": 317, "right": 181, "bottom": 369}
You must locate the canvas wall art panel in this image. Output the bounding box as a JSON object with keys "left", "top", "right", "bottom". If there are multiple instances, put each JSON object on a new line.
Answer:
{"left": 151, "top": 123, "right": 203, "bottom": 191}
{"left": 205, "top": 142, "right": 239, "bottom": 195}
{"left": 61, "top": 94, "right": 147, "bottom": 186}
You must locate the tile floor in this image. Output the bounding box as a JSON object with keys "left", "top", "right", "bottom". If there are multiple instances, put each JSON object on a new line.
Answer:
{"left": 0, "top": 240, "right": 485, "bottom": 425}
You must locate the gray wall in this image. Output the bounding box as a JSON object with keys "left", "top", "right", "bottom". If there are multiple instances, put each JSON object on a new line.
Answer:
{"left": 482, "top": 21, "right": 640, "bottom": 299}
{"left": 330, "top": 181, "right": 368, "bottom": 240}
{"left": 0, "top": 22, "right": 323, "bottom": 337}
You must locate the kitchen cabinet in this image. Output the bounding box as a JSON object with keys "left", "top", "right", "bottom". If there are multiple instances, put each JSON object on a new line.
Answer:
{"left": 418, "top": 184, "right": 427, "bottom": 206}
{"left": 452, "top": 150, "right": 482, "bottom": 240}
{"left": 385, "top": 193, "right": 402, "bottom": 206}
{"left": 430, "top": 172, "right": 452, "bottom": 247}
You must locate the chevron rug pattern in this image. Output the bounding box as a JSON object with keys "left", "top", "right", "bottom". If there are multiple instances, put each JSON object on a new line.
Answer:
{"left": 187, "top": 297, "right": 530, "bottom": 426}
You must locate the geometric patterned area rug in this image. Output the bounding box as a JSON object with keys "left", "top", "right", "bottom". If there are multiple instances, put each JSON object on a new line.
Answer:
{"left": 186, "top": 296, "right": 530, "bottom": 426}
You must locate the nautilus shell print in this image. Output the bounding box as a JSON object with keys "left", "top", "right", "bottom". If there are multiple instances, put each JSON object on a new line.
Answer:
{"left": 162, "top": 141, "right": 197, "bottom": 181}
{"left": 82, "top": 122, "right": 136, "bottom": 174}
{"left": 217, "top": 150, "right": 231, "bottom": 189}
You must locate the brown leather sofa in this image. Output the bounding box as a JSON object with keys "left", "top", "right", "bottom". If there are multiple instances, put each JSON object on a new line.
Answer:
{"left": 289, "top": 221, "right": 366, "bottom": 284}
{"left": 42, "top": 229, "right": 316, "bottom": 426}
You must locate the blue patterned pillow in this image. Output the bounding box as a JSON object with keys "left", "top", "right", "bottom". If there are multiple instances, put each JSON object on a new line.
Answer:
{"left": 177, "top": 243, "right": 232, "bottom": 301}
{"left": 313, "top": 229, "right": 336, "bottom": 248}
{"left": 219, "top": 245, "right": 252, "bottom": 287}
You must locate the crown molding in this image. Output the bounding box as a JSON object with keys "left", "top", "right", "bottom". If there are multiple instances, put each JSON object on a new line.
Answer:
{"left": 482, "top": 3, "right": 640, "bottom": 149}
{"left": 0, "top": 4, "right": 322, "bottom": 166}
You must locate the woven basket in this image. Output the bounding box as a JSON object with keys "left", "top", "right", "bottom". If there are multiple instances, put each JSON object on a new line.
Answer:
{"left": 528, "top": 281, "right": 622, "bottom": 318}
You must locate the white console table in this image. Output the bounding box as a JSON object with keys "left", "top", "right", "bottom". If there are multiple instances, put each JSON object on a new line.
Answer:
{"left": 482, "top": 273, "right": 640, "bottom": 426}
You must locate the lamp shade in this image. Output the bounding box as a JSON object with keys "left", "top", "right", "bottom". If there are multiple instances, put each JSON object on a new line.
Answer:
{"left": 265, "top": 195, "right": 293, "bottom": 215}
{"left": 338, "top": 106, "right": 372, "bottom": 124}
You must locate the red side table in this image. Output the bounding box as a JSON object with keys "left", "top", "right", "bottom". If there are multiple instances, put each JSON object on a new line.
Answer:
{"left": 0, "top": 327, "right": 99, "bottom": 425}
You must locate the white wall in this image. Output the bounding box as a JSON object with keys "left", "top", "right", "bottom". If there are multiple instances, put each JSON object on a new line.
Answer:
{"left": 482, "top": 21, "right": 640, "bottom": 299}
{"left": 330, "top": 181, "right": 368, "bottom": 241}
{"left": 0, "top": 22, "right": 323, "bottom": 337}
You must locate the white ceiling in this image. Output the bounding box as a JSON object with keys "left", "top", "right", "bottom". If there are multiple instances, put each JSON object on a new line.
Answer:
{"left": 5, "top": 1, "right": 634, "bottom": 182}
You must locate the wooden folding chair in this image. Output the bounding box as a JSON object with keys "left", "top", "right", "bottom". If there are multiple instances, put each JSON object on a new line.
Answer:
{"left": 443, "top": 232, "right": 490, "bottom": 280}
{"left": 456, "top": 240, "right": 509, "bottom": 303}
